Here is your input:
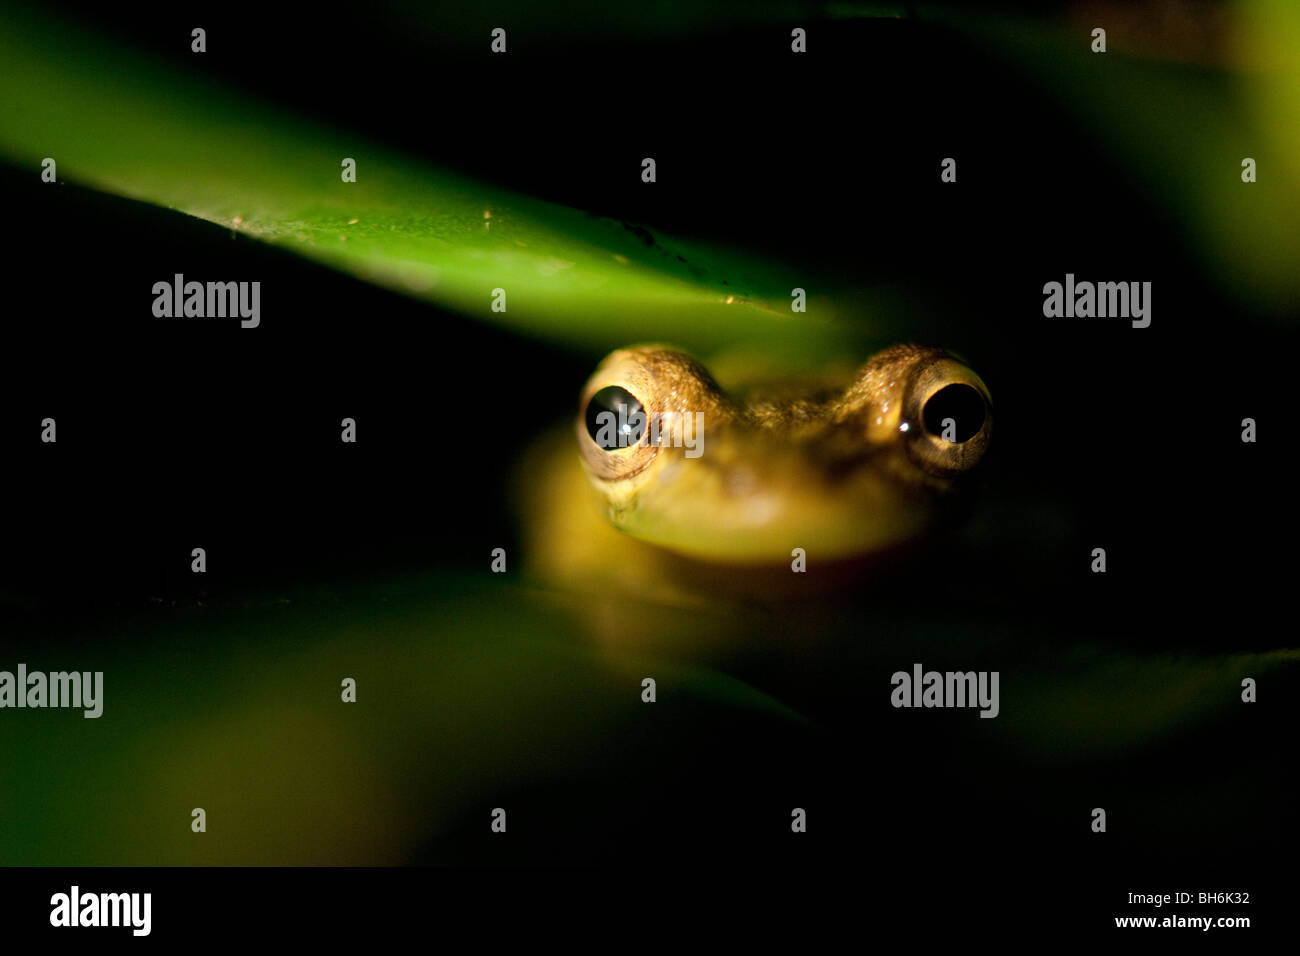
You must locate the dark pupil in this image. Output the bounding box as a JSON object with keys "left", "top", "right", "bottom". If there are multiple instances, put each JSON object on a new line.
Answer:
{"left": 922, "top": 384, "right": 986, "bottom": 443}
{"left": 585, "top": 386, "right": 646, "bottom": 449}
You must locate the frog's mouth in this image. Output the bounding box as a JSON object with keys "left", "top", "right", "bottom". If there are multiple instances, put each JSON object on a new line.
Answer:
{"left": 573, "top": 345, "right": 993, "bottom": 565}
{"left": 592, "top": 428, "right": 940, "bottom": 564}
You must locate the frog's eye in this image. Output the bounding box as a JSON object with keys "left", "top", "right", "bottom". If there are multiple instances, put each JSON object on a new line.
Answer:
{"left": 577, "top": 346, "right": 723, "bottom": 483}
{"left": 904, "top": 357, "right": 992, "bottom": 477}
{"left": 584, "top": 386, "right": 647, "bottom": 449}
{"left": 576, "top": 351, "right": 666, "bottom": 483}
{"left": 922, "top": 383, "right": 986, "bottom": 443}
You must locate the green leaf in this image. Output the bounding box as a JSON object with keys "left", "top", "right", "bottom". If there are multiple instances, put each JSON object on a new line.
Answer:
{"left": 0, "top": 574, "right": 810, "bottom": 864}
{"left": 0, "top": 5, "right": 887, "bottom": 359}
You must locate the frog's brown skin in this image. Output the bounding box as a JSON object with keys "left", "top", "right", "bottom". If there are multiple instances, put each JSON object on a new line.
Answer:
{"left": 521, "top": 343, "right": 992, "bottom": 608}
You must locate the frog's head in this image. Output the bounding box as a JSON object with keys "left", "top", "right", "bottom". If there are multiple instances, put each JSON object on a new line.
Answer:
{"left": 575, "top": 344, "right": 992, "bottom": 564}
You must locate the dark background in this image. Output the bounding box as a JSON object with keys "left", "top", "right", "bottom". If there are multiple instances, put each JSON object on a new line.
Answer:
{"left": 0, "top": 0, "right": 1293, "bottom": 937}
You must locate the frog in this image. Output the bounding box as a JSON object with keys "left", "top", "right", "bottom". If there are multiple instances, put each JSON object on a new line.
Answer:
{"left": 521, "top": 342, "right": 993, "bottom": 604}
